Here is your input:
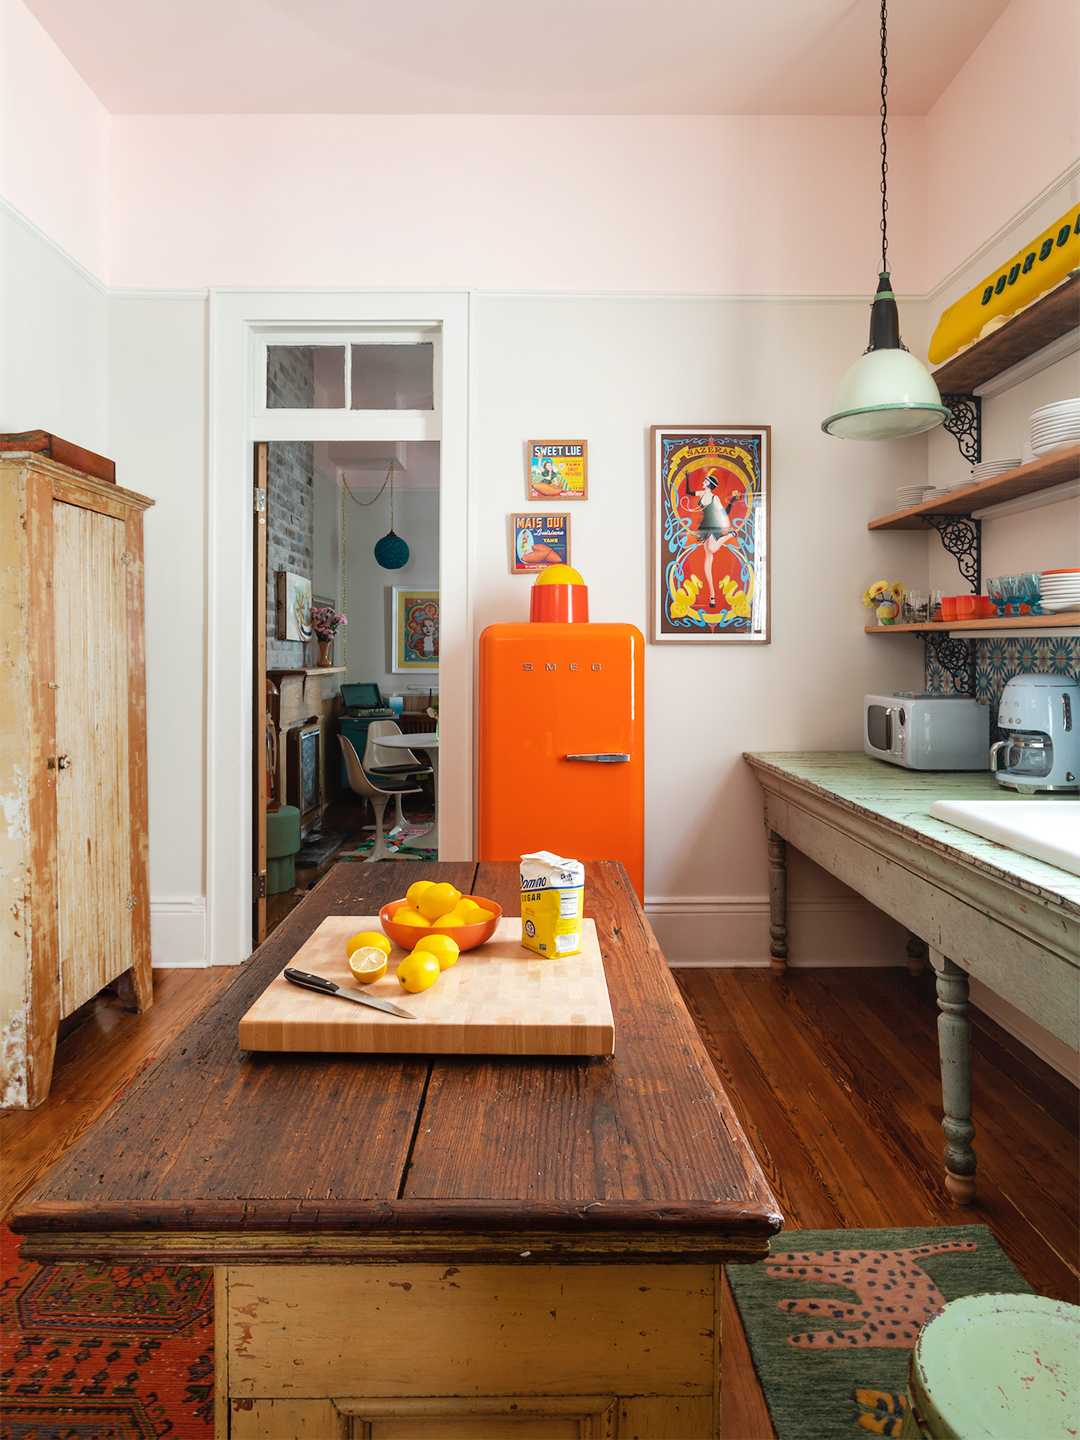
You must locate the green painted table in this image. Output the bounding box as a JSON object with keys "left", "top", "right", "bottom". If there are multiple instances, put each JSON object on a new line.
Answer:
{"left": 744, "top": 752, "right": 1079, "bottom": 1205}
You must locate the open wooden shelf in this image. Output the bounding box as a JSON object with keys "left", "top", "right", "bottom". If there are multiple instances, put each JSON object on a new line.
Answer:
{"left": 930, "top": 273, "right": 1080, "bottom": 394}
{"left": 267, "top": 666, "right": 346, "bottom": 677}
{"left": 869, "top": 444, "right": 1079, "bottom": 530}
{"left": 866, "top": 613, "right": 1078, "bottom": 634}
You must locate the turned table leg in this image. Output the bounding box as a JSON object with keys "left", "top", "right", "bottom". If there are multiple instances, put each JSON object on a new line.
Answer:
{"left": 930, "top": 948, "right": 976, "bottom": 1205}
{"left": 767, "top": 830, "right": 788, "bottom": 977}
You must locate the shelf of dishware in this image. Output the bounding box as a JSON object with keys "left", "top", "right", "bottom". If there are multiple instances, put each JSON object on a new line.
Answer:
{"left": 929, "top": 273, "right": 1080, "bottom": 394}
{"left": 865, "top": 613, "right": 1079, "bottom": 635}
{"left": 869, "top": 444, "right": 1080, "bottom": 530}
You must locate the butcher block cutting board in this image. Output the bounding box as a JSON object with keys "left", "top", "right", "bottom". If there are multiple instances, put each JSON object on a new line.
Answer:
{"left": 238, "top": 916, "right": 615, "bottom": 1056}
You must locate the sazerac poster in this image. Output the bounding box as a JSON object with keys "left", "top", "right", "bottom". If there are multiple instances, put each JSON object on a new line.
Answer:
{"left": 651, "top": 427, "right": 770, "bottom": 643}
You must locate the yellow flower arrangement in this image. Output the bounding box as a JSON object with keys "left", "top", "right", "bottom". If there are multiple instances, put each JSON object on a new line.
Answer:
{"left": 862, "top": 580, "right": 906, "bottom": 625}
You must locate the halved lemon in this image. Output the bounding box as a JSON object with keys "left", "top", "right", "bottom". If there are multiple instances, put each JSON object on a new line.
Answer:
{"left": 349, "top": 947, "right": 389, "bottom": 983}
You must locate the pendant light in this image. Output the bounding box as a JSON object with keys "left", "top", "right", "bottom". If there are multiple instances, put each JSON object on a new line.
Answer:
{"left": 822, "top": 0, "right": 950, "bottom": 441}
{"left": 372, "top": 461, "right": 410, "bottom": 570}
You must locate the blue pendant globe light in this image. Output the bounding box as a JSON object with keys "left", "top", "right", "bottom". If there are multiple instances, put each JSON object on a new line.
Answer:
{"left": 822, "top": 0, "right": 950, "bottom": 442}
{"left": 374, "top": 462, "right": 410, "bottom": 569}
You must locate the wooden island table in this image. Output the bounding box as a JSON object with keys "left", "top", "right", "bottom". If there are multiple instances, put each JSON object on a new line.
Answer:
{"left": 11, "top": 860, "right": 781, "bottom": 1440}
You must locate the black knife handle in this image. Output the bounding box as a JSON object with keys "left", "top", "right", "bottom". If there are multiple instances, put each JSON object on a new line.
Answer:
{"left": 284, "top": 968, "right": 340, "bottom": 995}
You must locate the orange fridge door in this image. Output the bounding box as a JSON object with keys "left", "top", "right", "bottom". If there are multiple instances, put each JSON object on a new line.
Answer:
{"left": 478, "top": 623, "right": 644, "bottom": 898}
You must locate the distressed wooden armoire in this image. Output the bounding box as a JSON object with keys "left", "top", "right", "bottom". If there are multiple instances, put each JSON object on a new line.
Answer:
{"left": 1, "top": 450, "right": 154, "bottom": 1109}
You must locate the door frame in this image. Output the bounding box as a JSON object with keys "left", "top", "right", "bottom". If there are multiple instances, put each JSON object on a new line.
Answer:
{"left": 208, "top": 289, "right": 472, "bottom": 965}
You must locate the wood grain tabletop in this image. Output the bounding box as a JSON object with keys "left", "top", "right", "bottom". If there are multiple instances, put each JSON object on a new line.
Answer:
{"left": 10, "top": 861, "right": 782, "bottom": 1262}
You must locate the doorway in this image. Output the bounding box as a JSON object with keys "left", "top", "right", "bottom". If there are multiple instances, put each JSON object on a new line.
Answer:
{"left": 255, "top": 425, "right": 441, "bottom": 943}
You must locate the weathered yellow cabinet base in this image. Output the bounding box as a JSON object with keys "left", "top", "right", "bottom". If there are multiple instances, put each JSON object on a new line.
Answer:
{"left": 219, "top": 1261, "right": 720, "bottom": 1440}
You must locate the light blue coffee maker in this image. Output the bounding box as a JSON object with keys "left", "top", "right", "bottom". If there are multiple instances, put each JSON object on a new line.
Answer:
{"left": 992, "top": 673, "right": 1080, "bottom": 792}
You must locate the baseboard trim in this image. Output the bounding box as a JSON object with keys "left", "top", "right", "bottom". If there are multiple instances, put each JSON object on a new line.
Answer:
{"left": 150, "top": 896, "right": 208, "bottom": 968}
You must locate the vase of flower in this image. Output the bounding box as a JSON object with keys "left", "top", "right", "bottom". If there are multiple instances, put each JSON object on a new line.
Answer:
{"left": 310, "top": 605, "right": 347, "bottom": 668}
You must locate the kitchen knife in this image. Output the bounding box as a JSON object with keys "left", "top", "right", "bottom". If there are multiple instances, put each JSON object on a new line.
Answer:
{"left": 284, "top": 967, "right": 416, "bottom": 1019}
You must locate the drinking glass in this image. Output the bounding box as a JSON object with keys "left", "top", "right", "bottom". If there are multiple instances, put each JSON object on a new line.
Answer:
{"left": 986, "top": 576, "right": 1007, "bottom": 616}
{"left": 1018, "top": 572, "right": 1044, "bottom": 616}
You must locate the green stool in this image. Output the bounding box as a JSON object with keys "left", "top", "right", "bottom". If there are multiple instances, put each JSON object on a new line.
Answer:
{"left": 902, "top": 1292, "right": 1079, "bottom": 1438}
{"left": 265, "top": 805, "right": 301, "bottom": 895}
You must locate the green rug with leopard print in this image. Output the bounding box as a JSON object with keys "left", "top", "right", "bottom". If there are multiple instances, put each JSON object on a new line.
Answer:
{"left": 726, "top": 1225, "right": 1032, "bottom": 1439}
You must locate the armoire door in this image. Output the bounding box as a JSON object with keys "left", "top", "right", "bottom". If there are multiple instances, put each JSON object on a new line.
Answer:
{"left": 52, "top": 499, "right": 135, "bottom": 1016}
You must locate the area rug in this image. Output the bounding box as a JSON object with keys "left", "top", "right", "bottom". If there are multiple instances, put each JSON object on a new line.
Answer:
{"left": 727, "top": 1225, "right": 1033, "bottom": 1440}
{"left": 0, "top": 1222, "right": 214, "bottom": 1439}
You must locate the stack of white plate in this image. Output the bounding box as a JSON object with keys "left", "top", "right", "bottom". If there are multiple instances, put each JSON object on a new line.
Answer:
{"left": 896, "top": 484, "right": 932, "bottom": 509}
{"left": 1040, "top": 569, "right": 1080, "bottom": 613}
{"left": 1020, "top": 439, "right": 1036, "bottom": 466}
{"left": 1030, "top": 398, "right": 1080, "bottom": 457}
{"left": 921, "top": 486, "right": 954, "bottom": 500}
{"left": 971, "top": 457, "right": 1021, "bottom": 481}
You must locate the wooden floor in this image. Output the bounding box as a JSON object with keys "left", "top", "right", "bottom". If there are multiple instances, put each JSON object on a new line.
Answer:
{"left": 2, "top": 962, "right": 1076, "bottom": 1440}
{"left": 675, "top": 965, "right": 1080, "bottom": 1440}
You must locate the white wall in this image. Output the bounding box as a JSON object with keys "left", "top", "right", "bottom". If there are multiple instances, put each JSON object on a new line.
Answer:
{"left": 107, "top": 295, "right": 210, "bottom": 965}
{"left": 472, "top": 293, "right": 928, "bottom": 962}
{"left": 0, "top": 209, "right": 108, "bottom": 450}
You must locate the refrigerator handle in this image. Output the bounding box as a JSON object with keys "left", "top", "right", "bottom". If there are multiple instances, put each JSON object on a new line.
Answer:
{"left": 564, "top": 753, "right": 631, "bottom": 763}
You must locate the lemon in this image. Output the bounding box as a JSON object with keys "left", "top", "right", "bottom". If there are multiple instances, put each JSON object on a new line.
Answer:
{"left": 406, "top": 879, "right": 435, "bottom": 909}
{"left": 393, "top": 909, "right": 431, "bottom": 929}
{"left": 433, "top": 907, "right": 472, "bottom": 928}
{"left": 418, "top": 882, "right": 461, "bottom": 922}
{"left": 396, "top": 952, "right": 441, "bottom": 993}
{"left": 348, "top": 947, "right": 388, "bottom": 983}
{"left": 455, "top": 899, "right": 490, "bottom": 924}
{"left": 346, "top": 930, "right": 391, "bottom": 958}
{"left": 412, "top": 934, "right": 460, "bottom": 970}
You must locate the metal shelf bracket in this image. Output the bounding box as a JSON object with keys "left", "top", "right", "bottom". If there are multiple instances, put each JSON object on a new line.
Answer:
{"left": 921, "top": 631, "right": 976, "bottom": 697}
{"left": 941, "top": 394, "right": 981, "bottom": 467}
{"left": 922, "top": 514, "right": 981, "bottom": 593}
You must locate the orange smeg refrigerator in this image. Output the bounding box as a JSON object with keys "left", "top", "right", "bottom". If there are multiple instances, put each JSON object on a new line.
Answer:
{"left": 478, "top": 622, "right": 644, "bottom": 899}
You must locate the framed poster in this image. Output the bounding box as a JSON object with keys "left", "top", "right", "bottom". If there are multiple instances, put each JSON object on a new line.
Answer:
{"left": 510, "top": 513, "right": 571, "bottom": 574}
{"left": 275, "top": 571, "right": 313, "bottom": 641}
{"left": 391, "top": 588, "right": 439, "bottom": 672}
{"left": 650, "top": 426, "right": 770, "bottom": 644}
{"left": 527, "top": 441, "right": 588, "bottom": 500}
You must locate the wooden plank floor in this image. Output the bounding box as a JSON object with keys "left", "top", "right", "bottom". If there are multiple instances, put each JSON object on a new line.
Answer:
{"left": 3, "top": 963, "right": 1075, "bottom": 1440}
{"left": 675, "top": 966, "right": 1079, "bottom": 1440}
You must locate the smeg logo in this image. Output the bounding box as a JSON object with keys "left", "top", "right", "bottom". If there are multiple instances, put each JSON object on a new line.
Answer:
{"left": 522, "top": 662, "right": 602, "bottom": 671}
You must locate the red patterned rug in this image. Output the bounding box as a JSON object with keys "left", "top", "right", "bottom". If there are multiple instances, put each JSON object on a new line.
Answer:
{"left": 0, "top": 1223, "right": 214, "bottom": 1439}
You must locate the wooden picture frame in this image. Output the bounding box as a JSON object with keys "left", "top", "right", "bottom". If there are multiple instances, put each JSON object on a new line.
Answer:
{"left": 527, "top": 441, "right": 588, "bottom": 500}
{"left": 650, "top": 426, "right": 771, "bottom": 644}
{"left": 510, "top": 513, "right": 571, "bottom": 574}
{"left": 391, "top": 587, "right": 439, "bottom": 672}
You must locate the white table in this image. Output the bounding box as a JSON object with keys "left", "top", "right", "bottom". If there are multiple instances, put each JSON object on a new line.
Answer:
{"left": 372, "top": 731, "right": 440, "bottom": 853}
{"left": 744, "top": 752, "right": 1079, "bottom": 1205}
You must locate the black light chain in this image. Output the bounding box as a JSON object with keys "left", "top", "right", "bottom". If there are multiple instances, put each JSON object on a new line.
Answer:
{"left": 879, "top": 0, "right": 889, "bottom": 275}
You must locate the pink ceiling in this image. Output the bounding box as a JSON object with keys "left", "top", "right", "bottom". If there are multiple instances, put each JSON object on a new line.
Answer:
{"left": 24, "top": 0, "right": 1011, "bottom": 115}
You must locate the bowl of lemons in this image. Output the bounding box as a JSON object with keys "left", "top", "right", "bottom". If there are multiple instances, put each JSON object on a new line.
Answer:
{"left": 380, "top": 880, "right": 502, "bottom": 952}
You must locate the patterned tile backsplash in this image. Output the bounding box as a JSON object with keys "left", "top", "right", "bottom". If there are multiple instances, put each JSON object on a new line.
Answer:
{"left": 925, "top": 635, "right": 1080, "bottom": 738}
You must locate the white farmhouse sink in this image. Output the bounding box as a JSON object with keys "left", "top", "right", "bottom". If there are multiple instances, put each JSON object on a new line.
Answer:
{"left": 929, "top": 799, "right": 1080, "bottom": 876}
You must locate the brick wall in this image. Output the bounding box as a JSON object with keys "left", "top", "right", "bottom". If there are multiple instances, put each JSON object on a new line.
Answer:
{"left": 266, "top": 348, "right": 315, "bottom": 669}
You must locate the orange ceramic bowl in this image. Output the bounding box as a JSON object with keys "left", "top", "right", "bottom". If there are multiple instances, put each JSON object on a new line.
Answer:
{"left": 379, "top": 897, "right": 503, "bottom": 953}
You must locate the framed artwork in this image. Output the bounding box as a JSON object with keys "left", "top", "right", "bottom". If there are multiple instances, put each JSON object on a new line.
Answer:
{"left": 391, "top": 588, "right": 439, "bottom": 672}
{"left": 650, "top": 426, "right": 770, "bottom": 644}
{"left": 275, "top": 571, "right": 313, "bottom": 641}
{"left": 527, "top": 441, "right": 588, "bottom": 500}
{"left": 510, "top": 513, "right": 571, "bottom": 574}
